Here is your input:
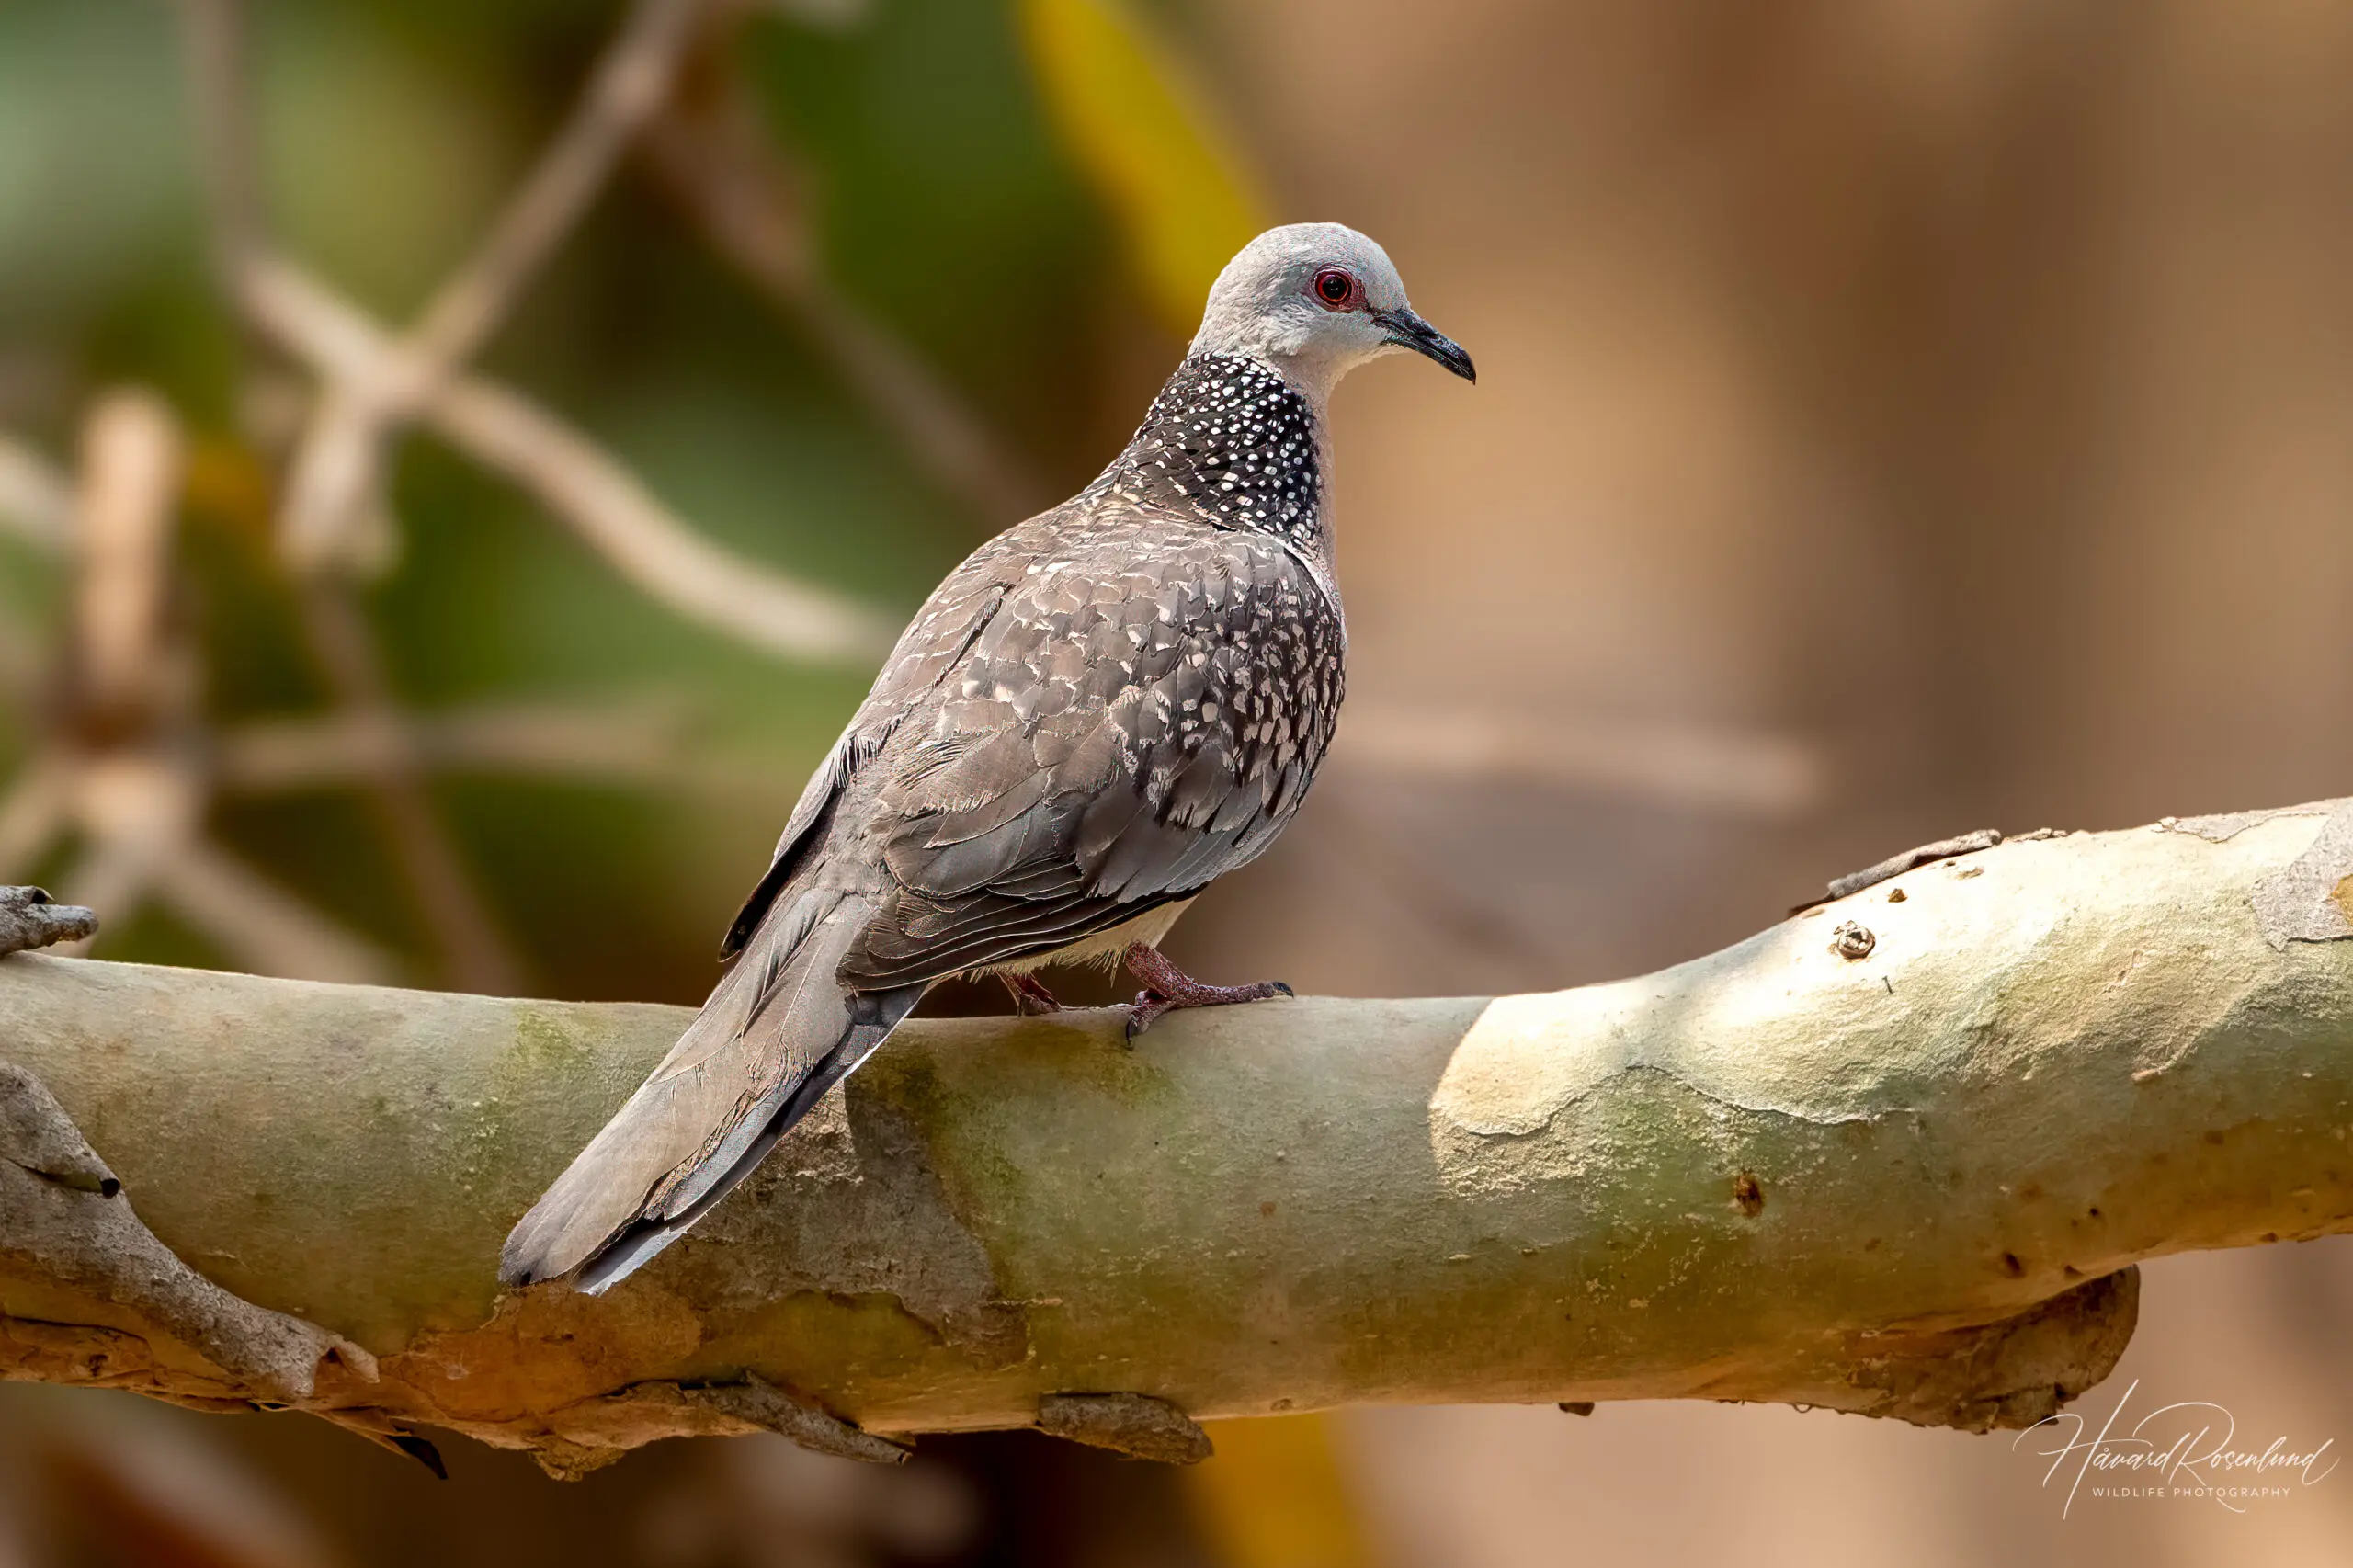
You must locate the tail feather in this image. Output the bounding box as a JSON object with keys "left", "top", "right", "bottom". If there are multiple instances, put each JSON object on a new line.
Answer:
{"left": 573, "top": 988, "right": 915, "bottom": 1294}
{"left": 499, "top": 890, "right": 924, "bottom": 1291}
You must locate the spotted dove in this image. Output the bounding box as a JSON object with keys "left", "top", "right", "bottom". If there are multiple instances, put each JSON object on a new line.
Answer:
{"left": 502, "top": 222, "right": 1474, "bottom": 1292}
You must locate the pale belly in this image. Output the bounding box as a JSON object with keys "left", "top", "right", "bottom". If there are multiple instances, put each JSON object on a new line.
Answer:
{"left": 969, "top": 898, "right": 1195, "bottom": 979}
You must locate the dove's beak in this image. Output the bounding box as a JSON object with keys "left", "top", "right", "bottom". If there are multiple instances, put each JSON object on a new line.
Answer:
{"left": 1372, "top": 306, "right": 1476, "bottom": 381}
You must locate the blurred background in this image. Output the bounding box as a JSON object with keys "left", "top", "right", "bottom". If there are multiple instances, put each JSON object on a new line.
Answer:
{"left": 5, "top": 0, "right": 2353, "bottom": 1562}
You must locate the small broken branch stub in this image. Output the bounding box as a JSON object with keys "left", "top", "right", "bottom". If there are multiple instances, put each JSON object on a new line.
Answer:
{"left": 0, "top": 888, "right": 98, "bottom": 958}
{"left": 1038, "top": 1392, "right": 1215, "bottom": 1465}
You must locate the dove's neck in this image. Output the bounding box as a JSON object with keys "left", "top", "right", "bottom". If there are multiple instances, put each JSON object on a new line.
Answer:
{"left": 1092, "top": 352, "right": 1335, "bottom": 572}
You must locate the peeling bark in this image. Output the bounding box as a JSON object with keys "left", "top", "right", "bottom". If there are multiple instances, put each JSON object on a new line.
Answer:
{"left": 1, "top": 803, "right": 2351, "bottom": 1471}
{"left": 0, "top": 889, "right": 438, "bottom": 1467}
{"left": 1038, "top": 1392, "right": 1215, "bottom": 1464}
{"left": 0, "top": 1062, "right": 375, "bottom": 1407}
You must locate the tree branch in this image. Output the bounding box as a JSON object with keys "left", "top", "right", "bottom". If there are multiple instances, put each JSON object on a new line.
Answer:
{"left": 270, "top": 0, "right": 708, "bottom": 571}
{"left": 3, "top": 801, "right": 2351, "bottom": 1475}
{"left": 214, "top": 699, "right": 776, "bottom": 799}
{"left": 241, "top": 258, "right": 900, "bottom": 663}
{"left": 175, "top": 0, "right": 898, "bottom": 664}
{"left": 283, "top": 581, "right": 528, "bottom": 995}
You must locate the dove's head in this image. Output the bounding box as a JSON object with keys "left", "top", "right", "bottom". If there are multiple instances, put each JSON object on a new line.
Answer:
{"left": 1190, "top": 222, "right": 1474, "bottom": 399}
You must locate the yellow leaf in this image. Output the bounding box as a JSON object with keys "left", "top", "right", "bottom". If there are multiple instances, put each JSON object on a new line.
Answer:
{"left": 1019, "top": 0, "right": 1269, "bottom": 336}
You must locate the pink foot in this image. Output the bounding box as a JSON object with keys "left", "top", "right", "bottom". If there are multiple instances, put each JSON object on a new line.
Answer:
{"left": 1001, "top": 972, "right": 1065, "bottom": 1016}
{"left": 1121, "top": 943, "right": 1292, "bottom": 1040}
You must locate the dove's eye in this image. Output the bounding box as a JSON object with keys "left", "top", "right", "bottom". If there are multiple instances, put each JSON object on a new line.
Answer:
{"left": 1313, "top": 267, "right": 1356, "bottom": 309}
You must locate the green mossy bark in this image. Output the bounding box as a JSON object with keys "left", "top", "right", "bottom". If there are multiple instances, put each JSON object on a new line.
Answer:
{"left": 2, "top": 804, "right": 2349, "bottom": 1467}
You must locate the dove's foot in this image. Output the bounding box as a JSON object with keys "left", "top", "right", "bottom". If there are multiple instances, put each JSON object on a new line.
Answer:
{"left": 1000, "top": 971, "right": 1065, "bottom": 1016}
{"left": 1120, "top": 943, "right": 1292, "bottom": 1040}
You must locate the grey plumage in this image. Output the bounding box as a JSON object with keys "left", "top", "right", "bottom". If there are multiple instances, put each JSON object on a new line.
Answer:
{"left": 500, "top": 223, "right": 1472, "bottom": 1292}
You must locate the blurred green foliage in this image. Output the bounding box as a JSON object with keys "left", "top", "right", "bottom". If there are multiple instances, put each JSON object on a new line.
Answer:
{"left": 0, "top": 0, "right": 1262, "bottom": 1005}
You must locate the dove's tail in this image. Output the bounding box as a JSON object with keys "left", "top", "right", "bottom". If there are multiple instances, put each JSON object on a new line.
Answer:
{"left": 498, "top": 888, "right": 924, "bottom": 1294}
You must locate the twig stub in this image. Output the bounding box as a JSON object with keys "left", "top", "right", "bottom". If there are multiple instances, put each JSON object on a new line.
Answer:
{"left": 0, "top": 888, "right": 99, "bottom": 957}
{"left": 1037, "top": 1392, "right": 1215, "bottom": 1464}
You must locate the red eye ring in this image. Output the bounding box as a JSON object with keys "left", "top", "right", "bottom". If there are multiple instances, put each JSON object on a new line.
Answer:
{"left": 1312, "top": 267, "right": 1357, "bottom": 310}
